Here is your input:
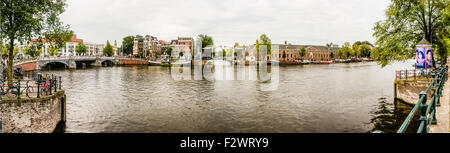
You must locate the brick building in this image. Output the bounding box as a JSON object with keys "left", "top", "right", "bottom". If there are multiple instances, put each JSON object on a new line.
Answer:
{"left": 270, "top": 44, "right": 339, "bottom": 62}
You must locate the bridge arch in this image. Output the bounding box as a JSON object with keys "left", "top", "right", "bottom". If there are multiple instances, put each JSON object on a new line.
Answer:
{"left": 41, "top": 61, "right": 69, "bottom": 69}
{"left": 101, "top": 60, "right": 115, "bottom": 67}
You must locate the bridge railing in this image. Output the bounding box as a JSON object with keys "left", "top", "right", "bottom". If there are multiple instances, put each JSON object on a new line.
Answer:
{"left": 0, "top": 73, "right": 62, "bottom": 100}
{"left": 380, "top": 66, "right": 448, "bottom": 133}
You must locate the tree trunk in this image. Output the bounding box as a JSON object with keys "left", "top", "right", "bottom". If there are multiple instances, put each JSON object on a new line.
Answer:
{"left": 8, "top": 38, "right": 14, "bottom": 86}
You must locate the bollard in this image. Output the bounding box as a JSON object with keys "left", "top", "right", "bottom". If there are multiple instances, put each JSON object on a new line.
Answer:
{"left": 49, "top": 78, "right": 52, "bottom": 95}
{"left": 54, "top": 77, "right": 57, "bottom": 93}
{"left": 17, "top": 80, "right": 21, "bottom": 99}
{"left": 59, "top": 76, "right": 62, "bottom": 90}
{"left": 37, "top": 76, "right": 41, "bottom": 98}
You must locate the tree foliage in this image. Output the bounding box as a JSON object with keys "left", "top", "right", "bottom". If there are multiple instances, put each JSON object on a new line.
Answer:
{"left": 166, "top": 46, "right": 173, "bottom": 56}
{"left": 256, "top": 34, "right": 272, "bottom": 55}
{"left": 298, "top": 47, "right": 306, "bottom": 60}
{"left": 179, "top": 51, "right": 184, "bottom": 57}
{"left": 1, "top": 44, "right": 17, "bottom": 57}
{"left": 121, "top": 36, "right": 134, "bottom": 55}
{"left": 199, "top": 34, "right": 214, "bottom": 50}
{"left": 352, "top": 43, "right": 360, "bottom": 57}
{"left": 0, "top": 0, "right": 72, "bottom": 83}
{"left": 373, "top": 0, "right": 450, "bottom": 67}
{"left": 359, "top": 44, "right": 372, "bottom": 58}
{"left": 338, "top": 42, "right": 353, "bottom": 58}
{"left": 103, "top": 41, "right": 114, "bottom": 57}
{"left": 48, "top": 45, "right": 59, "bottom": 56}
{"left": 75, "top": 42, "right": 87, "bottom": 56}
{"left": 24, "top": 44, "right": 42, "bottom": 57}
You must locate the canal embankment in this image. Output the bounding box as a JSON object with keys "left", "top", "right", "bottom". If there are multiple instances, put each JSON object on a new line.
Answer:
{"left": 0, "top": 74, "right": 66, "bottom": 133}
{"left": 0, "top": 90, "right": 66, "bottom": 133}
{"left": 394, "top": 78, "right": 433, "bottom": 105}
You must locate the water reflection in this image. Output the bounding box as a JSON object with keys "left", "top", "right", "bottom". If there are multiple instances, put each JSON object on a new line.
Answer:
{"left": 368, "top": 98, "right": 419, "bottom": 133}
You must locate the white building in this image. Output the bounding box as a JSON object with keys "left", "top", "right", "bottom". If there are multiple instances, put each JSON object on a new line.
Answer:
{"left": 28, "top": 34, "right": 84, "bottom": 57}
{"left": 85, "top": 42, "right": 105, "bottom": 56}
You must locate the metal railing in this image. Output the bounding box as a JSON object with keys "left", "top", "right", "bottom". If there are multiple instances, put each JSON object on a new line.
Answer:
{"left": 396, "top": 69, "right": 432, "bottom": 80}
{"left": 394, "top": 66, "right": 448, "bottom": 133}
{"left": 0, "top": 73, "right": 62, "bottom": 100}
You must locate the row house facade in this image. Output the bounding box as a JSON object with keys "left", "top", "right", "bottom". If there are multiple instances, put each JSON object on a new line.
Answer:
{"left": 170, "top": 37, "right": 194, "bottom": 59}
{"left": 133, "top": 35, "right": 162, "bottom": 58}
{"left": 133, "top": 35, "right": 145, "bottom": 56}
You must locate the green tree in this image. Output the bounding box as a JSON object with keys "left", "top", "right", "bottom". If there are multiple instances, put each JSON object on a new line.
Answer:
{"left": 330, "top": 52, "right": 334, "bottom": 59}
{"left": 359, "top": 44, "right": 372, "bottom": 58}
{"left": 337, "top": 50, "right": 344, "bottom": 59}
{"left": 48, "top": 45, "right": 59, "bottom": 56}
{"left": 2, "top": 44, "right": 18, "bottom": 57}
{"left": 103, "top": 41, "right": 114, "bottom": 57}
{"left": 256, "top": 34, "right": 272, "bottom": 60}
{"left": 199, "top": 34, "right": 214, "bottom": 51}
{"left": 166, "top": 47, "right": 173, "bottom": 56}
{"left": 352, "top": 43, "right": 360, "bottom": 57}
{"left": 179, "top": 51, "right": 184, "bottom": 57}
{"left": 121, "top": 36, "right": 135, "bottom": 56}
{"left": 298, "top": 47, "right": 306, "bottom": 61}
{"left": 75, "top": 42, "right": 87, "bottom": 56}
{"left": 339, "top": 42, "right": 352, "bottom": 59}
{"left": 0, "top": 0, "right": 71, "bottom": 83}
{"left": 373, "top": 0, "right": 449, "bottom": 67}
{"left": 24, "top": 44, "right": 42, "bottom": 58}
{"left": 370, "top": 47, "right": 383, "bottom": 60}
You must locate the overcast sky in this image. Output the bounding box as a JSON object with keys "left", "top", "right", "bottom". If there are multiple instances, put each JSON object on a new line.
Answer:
{"left": 60, "top": 0, "right": 391, "bottom": 46}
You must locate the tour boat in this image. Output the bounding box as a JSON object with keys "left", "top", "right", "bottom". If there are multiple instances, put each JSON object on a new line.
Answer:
{"left": 324, "top": 61, "right": 334, "bottom": 64}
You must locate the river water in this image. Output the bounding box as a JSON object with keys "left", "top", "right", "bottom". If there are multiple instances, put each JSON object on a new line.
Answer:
{"left": 44, "top": 61, "right": 419, "bottom": 133}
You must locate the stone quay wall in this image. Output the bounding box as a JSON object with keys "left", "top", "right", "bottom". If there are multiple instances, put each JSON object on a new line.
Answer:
{"left": 119, "top": 59, "right": 148, "bottom": 65}
{"left": 395, "top": 79, "right": 432, "bottom": 105}
{"left": 0, "top": 90, "right": 66, "bottom": 133}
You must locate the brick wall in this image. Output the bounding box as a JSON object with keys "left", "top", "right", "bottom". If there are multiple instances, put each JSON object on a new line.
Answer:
{"left": 120, "top": 59, "right": 147, "bottom": 65}
{"left": 18, "top": 62, "right": 38, "bottom": 71}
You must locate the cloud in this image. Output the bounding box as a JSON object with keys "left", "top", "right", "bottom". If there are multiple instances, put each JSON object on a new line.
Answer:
{"left": 61, "top": 0, "right": 390, "bottom": 46}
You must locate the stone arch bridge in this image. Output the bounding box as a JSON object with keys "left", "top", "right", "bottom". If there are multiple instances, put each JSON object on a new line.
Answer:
{"left": 13, "top": 56, "right": 148, "bottom": 71}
